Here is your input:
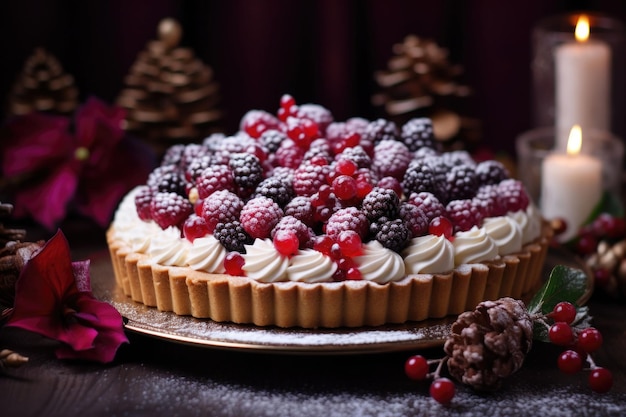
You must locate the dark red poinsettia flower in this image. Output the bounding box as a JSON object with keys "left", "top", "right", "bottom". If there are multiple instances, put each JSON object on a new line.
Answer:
{"left": 6, "top": 230, "right": 128, "bottom": 363}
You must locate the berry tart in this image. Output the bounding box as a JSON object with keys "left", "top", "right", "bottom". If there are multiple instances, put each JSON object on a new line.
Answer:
{"left": 107, "top": 95, "right": 552, "bottom": 328}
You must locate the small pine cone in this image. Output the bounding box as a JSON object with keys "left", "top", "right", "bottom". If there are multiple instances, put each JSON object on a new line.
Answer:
{"left": 443, "top": 297, "right": 533, "bottom": 391}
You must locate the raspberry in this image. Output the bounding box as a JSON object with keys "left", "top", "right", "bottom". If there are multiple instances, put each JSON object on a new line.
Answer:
{"left": 229, "top": 153, "right": 264, "bottom": 195}
{"left": 161, "top": 144, "right": 186, "bottom": 167}
{"left": 475, "top": 160, "right": 510, "bottom": 186}
{"left": 474, "top": 184, "right": 507, "bottom": 217}
{"left": 185, "top": 154, "right": 216, "bottom": 183}
{"left": 446, "top": 164, "right": 479, "bottom": 201}
{"left": 497, "top": 179, "right": 530, "bottom": 213}
{"left": 202, "top": 132, "right": 227, "bottom": 150}
{"left": 195, "top": 165, "right": 236, "bottom": 199}
{"left": 326, "top": 118, "right": 369, "bottom": 143}
{"left": 407, "top": 191, "right": 446, "bottom": 222}
{"left": 402, "top": 160, "right": 447, "bottom": 203}
{"left": 259, "top": 129, "right": 288, "bottom": 153}
{"left": 150, "top": 192, "right": 193, "bottom": 230}
{"left": 377, "top": 176, "right": 403, "bottom": 198}
{"left": 361, "top": 187, "right": 400, "bottom": 221}
{"left": 254, "top": 176, "right": 295, "bottom": 207}
{"left": 200, "top": 190, "right": 244, "bottom": 233}
{"left": 275, "top": 139, "right": 305, "bottom": 169}
{"left": 335, "top": 145, "right": 371, "bottom": 169}
{"left": 446, "top": 199, "right": 485, "bottom": 232}
{"left": 374, "top": 218, "right": 410, "bottom": 252}
{"left": 325, "top": 207, "right": 370, "bottom": 239}
{"left": 297, "top": 103, "right": 334, "bottom": 133}
{"left": 361, "top": 118, "right": 398, "bottom": 145}
{"left": 303, "top": 138, "right": 332, "bottom": 162}
{"left": 147, "top": 165, "right": 187, "bottom": 196}
{"left": 240, "top": 109, "right": 281, "bottom": 138}
{"left": 214, "top": 134, "right": 257, "bottom": 157}
{"left": 214, "top": 221, "right": 254, "bottom": 253}
{"left": 399, "top": 202, "right": 429, "bottom": 238}
{"left": 283, "top": 196, "right": 315, "bottom": 227}
{"left": 135, "top": 185, "right": 154, "bottom": 221}
{"left": 178, "top": 143, "right": 212, "bottom": 171}
{"left": 400, "top": 117, "right": 438, "bottom": 152}
{"left": 271, "top": 215, "right": 315, "bottom": 248}
{"left": 371, "top": 140, "right": 411, "bottom": 180}
{"left": 240, "top": 196, "right": 284, "bottom": 239}
{"left": 293, "top": 161, "right": 331, "bottom": 197}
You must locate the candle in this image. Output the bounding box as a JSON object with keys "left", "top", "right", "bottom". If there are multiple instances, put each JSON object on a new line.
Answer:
{"left": 555, "top": 15, "right": 611, "bottom": 150}
{"left": 541, "top": 125, "right": 602, "bottom": 242}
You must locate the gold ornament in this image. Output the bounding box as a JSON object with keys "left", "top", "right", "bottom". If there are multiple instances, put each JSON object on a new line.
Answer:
{"left": 0, "top": 349, "right": 28, "bottom": 370}
{"left": 586, "top": 239, "right": 626, "bottom": 299}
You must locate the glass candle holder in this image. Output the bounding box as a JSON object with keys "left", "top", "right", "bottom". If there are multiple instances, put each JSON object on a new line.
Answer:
{"left": 531, "top": 12, "right": 626, "bottom": 147}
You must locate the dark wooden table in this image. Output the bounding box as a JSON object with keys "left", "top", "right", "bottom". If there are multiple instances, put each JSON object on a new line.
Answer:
{"left": 1, "top": 236, "right": 626, "bottom": 417}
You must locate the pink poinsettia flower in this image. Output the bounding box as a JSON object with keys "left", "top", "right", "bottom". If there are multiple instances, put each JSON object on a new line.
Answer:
{"left": 6, "top": 230, "right": 128, "bottom": 363}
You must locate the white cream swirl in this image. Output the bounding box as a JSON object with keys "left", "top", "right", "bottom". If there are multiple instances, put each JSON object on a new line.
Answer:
{"left": 402, "top": 234, "right": 454, "bottom": 274}
{"left": 287, "top": 249, "right": 337, "bottom": 282}
{"left": 453, "top": 226, "right": 498, "bottom": 266}
{"left": 353, "top": 241, "right": 405, "bottom": 283}
{"left": 111, "top": 188, "right": 161, "bottom": 253}
{"left": 482, "top": 216, "right": 523, "bottom": 255}
{"left": 510, "top": 203, "right": 542, "bottom": 244}
{"left": 149, "top": 226, "right": 190, "bottom": 266}
{"left": 186, "top": 236, "right": 226, "bottom": 273}
{"left": 242, "top": 238, "right": 289, "bottom": 282}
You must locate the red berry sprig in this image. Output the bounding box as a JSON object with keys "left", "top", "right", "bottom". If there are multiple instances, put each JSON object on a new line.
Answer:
{"left": 404, "top": 355, "right": 455, "bottom": 405}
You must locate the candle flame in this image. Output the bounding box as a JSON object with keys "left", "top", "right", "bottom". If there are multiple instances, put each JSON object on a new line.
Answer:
{"left": 567, "top": 125, "right": 583, "bottom": 155}
{"left": 575, "top": 15, "right": 590, "bottom": 42}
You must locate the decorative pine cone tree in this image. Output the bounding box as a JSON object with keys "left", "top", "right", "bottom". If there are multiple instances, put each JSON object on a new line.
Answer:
{"left": 443, "top": 297, "right": 533, "bottom": 390}
{"left": 6, "top": 47, "right": 79, "bottom": 117}
{"left": 116, "top": 18, "right": 224, "bottom": 158}
{"left": 372, "top": 35, "right": 481, "bottom": 152}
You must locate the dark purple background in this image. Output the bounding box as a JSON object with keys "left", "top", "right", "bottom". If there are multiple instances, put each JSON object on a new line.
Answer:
{"left": 2, "top": 0, "right": 626, "bottom": 156}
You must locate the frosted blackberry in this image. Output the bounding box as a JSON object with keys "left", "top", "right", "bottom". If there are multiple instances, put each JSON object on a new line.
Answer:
{"left": 214, "top": 221, "right": 253, "bottom": 253}
{"left": 259, "top": 129, "right": 288, "bottom": 153}
{"left": 361, "top": 187, "right": 400, "bottom": 221}
{"left": 374, "top": 219, "right": 410, "bottom": 252}
{"left": 293, "top": 161, "right": 330, "bottom": 197}
{"left": 446, "top": 199, "right": 485, "bottom": 233}
{"left": 150, "top": 191, "right": 193, "bottom": 230}
{"left": 371, "top": 140, "right": 412, "bottom": 180}
{"left": 400, "top": 117, "right": 438, "bottom": 152}
{"left": 254, "top": 176, "right": 294, "bottom": 207}
{"left": 441, "top": 150, "right": 476, "bottom": 168}
{"left": 284, "top": 196, "right": 315, "bottom": 227}
{"left": 361, "top": 118, "right": 398, "bottom": 145}
{"left": 161, "top": 144, "right": 186, "bottom": 167}
{"left": 135, "top": 185, "right": 154, "bottom": 221}
{"left": 271, "top": 215, "right": 315, "bottom": 248}
{"left": 147, "top": 165, "right": 187, "bottom": 196}
{"left": 446, "top": 164, "right": 479, "bottom": 201}
{"left": 185, "top": 154, "right": 216, "bottom": 183}
{"left": 201, "top": 132, "right": 227, "bottom": 151}
{"left": 240, "top": 196, "right": 284, "bottom": 239}
{"left": 398, "top": 202, "right": 429, "bottom": 238}
{"left": 407, "top": 191, "right": 446, "bottom": 222}
{"left": 200, "top": 190, "right": 244, "bottom": 233}
{"left": 336, "top": 145, "right": 371, "bottom": 169}
{"left": 196, "top": 164, "right": 235, "bottom": 199}
{"left": 475, "top": 160, "right": 510, "bottom": 186}
{"left": 325, "top": 207, "right": 370, "bottom": 239}
{"left": 402, "top": 160, "right": 447, "bottom": 203}
{"left": 269, "top": 167, "right": 295, "bottom": 186}
{"left": 229, "top": 152, "right": 263, "bottom": 194}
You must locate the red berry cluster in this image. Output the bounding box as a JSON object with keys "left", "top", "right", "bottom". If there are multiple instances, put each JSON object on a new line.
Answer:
{"left": 543, "top": 301, "right": 613, "bottom": 393}
{"left": 572, "top": 213, "right": 626, "bottom": 257}
{"left": 404, "top": 355, "right": 455, "bottom": 405}
{"left": 313, "top": 231, "right": 363, "bottom": 280}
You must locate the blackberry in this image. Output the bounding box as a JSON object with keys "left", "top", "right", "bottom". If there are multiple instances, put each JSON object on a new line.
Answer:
{"left": 259, "top": 129, "right": 288, "bottom": 153}
{"left": 239, "top": 196, "right": 284, "bottom": 239}
{"left": 293, "top": 161, "right": 330, "bottom": 197}
{"left": 441, "top": 150, "right": 476, "bottom": 168}
{"left": 361, "top": 187, "right": 400, "bottom": 221}
{"left": 196, "top": 165, "right": 236, "bottom": 199}
{"left": 413, "top": 147, "right": 439, "bottom": 160}
{"left": 371, "top": 139, "right": 412, "bottom": 180}
{"left": 161, "top": 144, "right": 186, "bottom": 167}
{"left": 200, "top": 190, "right": 244, "bottom": 233}
{"left": 446, "top": 199, "right": 485, "bottom": 233}
{"left": 446, "top": 164, "right": 479, "bottom": 201}
{"left": 325, "top": 207, "right": 370, "bottom": 239}
{"left": 185, "top": 154, "right": 216, "bottom": 183}
{"left": 402, "top": 160, "right": 447, "bottom": 203}
{"left": 269, "top": 166, "right": 295, "bottom": 186}
{"left": 254, "top": 176, "right": 294, "bottom": 207}
{"left": 214, "top": 221, "right": 254, "bottom": 253}
{"left": 284, "top": 196, "right": 315, "bottom": 227}
{"left": 150, "top": 191, "right": 193, "bottom": 230}
{"left": 407, "top": 192, "right": 446, "bottom": 222}
{"left": 398, "top": 202, "right": 429, "bottom": 238}
{"left": 400, "top": 117, "right": 438, "bottom": 152}
{"left": 202, "top": 132, "right": 227, "bottom": 151}
{"left": 361, "top": 118, "right": 398, "bottom": 145}
{"left": 271, "top": 215, "right": 315, "bottom": 248}
{"left": 336, "top": 145, "right": 371, "bottom": 169}
{"left": 147, "top": 165, "right": 187, "bottom": 196}
{"left": 134, "top": 185, "right": 154, "bottom": 221}
{"left": 475, "top": 160, "right": 510, "bottom": 186}
{"left": 229, "top": 152, "right": 263, "bottom": 194}
{"left": 374, "top": 219, "right": 410, "bottom": 253}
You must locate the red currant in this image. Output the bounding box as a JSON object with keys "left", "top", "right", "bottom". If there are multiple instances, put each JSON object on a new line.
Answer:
{"left": 549, "top": 322, "right": 574, "bottom": 346}
{"left": 578, "top": 327, "right": 603, "bottom": 353}
{"left": 549, "top": 301, "right": 577, "bottom": 324}
{"left": 345, "top": 267, "right": 362, "bottom": 280}
{"left": 273, "top": 230, "right": 300, "bottom": 256}
{"left": 337, "top": 230, "right": 362, "bottom": 257}
{"left": 343, "top": 132, "right": 361, "bottom": 148}
{"left": 332, "top": 175, "right": 357, "bottom": 201}
{"left": 224, "top": 252, "right": 245, "bottom": 276}
{"left": 557, "top": 350, "right": 583, "bottom": 374}
{"left": 182, "top": 215, "right": 210, "bottom": 242}
{"left": 429, "top": 217, "right": 454, "bottom": 239}
{"left": 593, "top": 267, "right": 612, "bottom": 287}
{"left": 588, "top": 367, "right": 613, "bottom": 393}
{"left": 576, "top": 233, "right": 598, "bottom": 256}
{"left": 335, "top": 159, "right": 357, "bottom": 176}
{"left": 280, "top": 94, "right": 296, "bottom": 110}
{"left": 313, "top": 235, "right": 334, "bottom": 255}
{"left": 404, "top": 355, "right": 429, "bottom": 381}
{"left": 429, "top": 378, "right": 455, "bottom": 405}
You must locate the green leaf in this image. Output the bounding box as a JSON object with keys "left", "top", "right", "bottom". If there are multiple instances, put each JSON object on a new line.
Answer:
{"left": 527, "top": 265, "right": 592, "bottom": 342}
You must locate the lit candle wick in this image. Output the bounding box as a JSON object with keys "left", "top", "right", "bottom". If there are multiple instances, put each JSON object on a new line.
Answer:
{"left": 575, "top": 15, "right": 590, "bottom": 42}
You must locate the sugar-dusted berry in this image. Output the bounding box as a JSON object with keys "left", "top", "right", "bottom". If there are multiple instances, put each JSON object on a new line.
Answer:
{"left": 240, "top": 196, "right": 284, "bottom": 239}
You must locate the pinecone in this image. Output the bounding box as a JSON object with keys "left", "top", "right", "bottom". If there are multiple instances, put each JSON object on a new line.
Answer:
{"left": 443, "top": 297, "right": 533, "bottom": 391}
{"left": 116, "top": 18, "right": 224, "bottom": 157}
{"left": 371, "top": 35, "right": 481, "bottom": 152}
{"left": 7, "top": 47, "right": 79, "bottom": 117}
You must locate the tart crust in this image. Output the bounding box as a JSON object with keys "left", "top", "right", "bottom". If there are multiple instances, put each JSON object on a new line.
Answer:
{"left": 107, "top": 223, "right": 552, "bottom": 328}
